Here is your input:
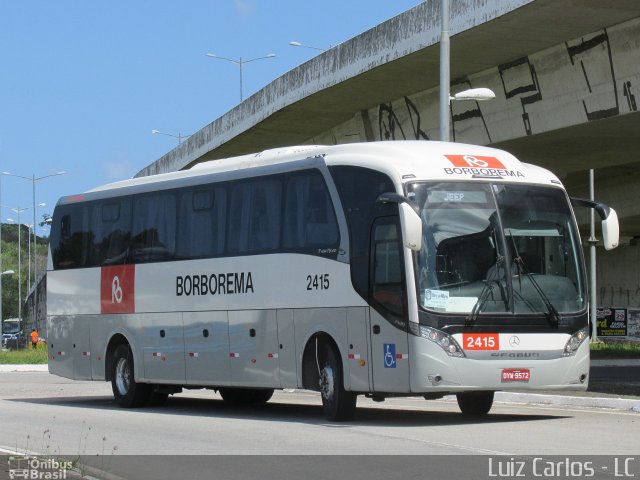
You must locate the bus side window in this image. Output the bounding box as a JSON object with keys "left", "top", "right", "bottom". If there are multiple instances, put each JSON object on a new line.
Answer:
{"left": 52, "top": 205, "right": 90, "bottom": 269}
{"left": 90, "top": 200, "right": 131, "bottom": 266}
{"left": 176, "top": 187, "right": 226, "bottom": 259}
{"left": 283, "top": 171, "right": 339, "bottom": 249}
{"left": 228, "top": 177, "right": 282, "bottom": 254}
{"left": 131, "top": 192, "right": 176, "bottom": 263}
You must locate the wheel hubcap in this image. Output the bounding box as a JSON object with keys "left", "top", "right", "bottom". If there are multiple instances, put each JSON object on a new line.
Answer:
{"left": 319, "top": 366, "right": 334, "bottom": 400}
{"left": 115, "top": 357, "right": 131, "bottom": 396}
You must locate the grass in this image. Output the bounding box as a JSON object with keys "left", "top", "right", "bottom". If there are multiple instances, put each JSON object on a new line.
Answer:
{"left": 590, "top": 340, "right": 640, "bottom": 358}
{"left": 0, "top": 343, "right": 48, "bottom": 364}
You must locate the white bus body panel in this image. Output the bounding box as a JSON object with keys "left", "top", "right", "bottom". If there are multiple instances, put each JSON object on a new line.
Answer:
{"left": 183, "top": 311, "right": 230, "bottom": 386}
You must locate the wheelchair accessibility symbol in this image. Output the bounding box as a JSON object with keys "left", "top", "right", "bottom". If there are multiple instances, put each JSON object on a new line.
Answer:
{"left": 383, "top": 343, "right": 396, "bottom": 368}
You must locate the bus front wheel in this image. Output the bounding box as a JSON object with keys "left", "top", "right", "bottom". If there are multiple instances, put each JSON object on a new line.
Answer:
{"left": 319, "top": 345, "right": 356, "bottom": 421}
{"left": 456, "top": 391, "right": 494, "bottom": 415}
{"left": 111, "top": 344, "right": 150, "bottom": 408}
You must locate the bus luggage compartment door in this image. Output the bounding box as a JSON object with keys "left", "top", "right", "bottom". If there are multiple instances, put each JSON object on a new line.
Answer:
{"left": 228, "top": 310, "right": 280, "bottom": 387}
{"left": 183, "top": 311, "right": 230, "bottom": 386}
{"left": 142, "top": 312, "right": 186, "bottom": 384}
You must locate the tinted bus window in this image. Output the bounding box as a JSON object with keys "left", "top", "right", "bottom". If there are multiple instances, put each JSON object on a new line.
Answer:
{"left": 176, "top": 186, "right": 227, "bottom": 259}
{"left": 228, "top": 177, "right": 282, "bottom": 254}
{"left": 90, "top": 199, "right": 132, "bottom": 266}
{"left": 131, "top": 192, "right": 177, "bottom": 263}
{"left": 51, "top": 203, "right": 90, "bottom": 269}
{"left": 283, "top": 172, "right": 339, "bottom": 249}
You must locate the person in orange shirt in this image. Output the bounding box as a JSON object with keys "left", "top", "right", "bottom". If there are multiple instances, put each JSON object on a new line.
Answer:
{"left": 30, "top": 329, "right": 39, "bottom": 348}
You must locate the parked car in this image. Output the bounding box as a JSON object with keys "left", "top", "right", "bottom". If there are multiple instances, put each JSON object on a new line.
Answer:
{"left": 1, "top": 318, "right": 26, "bottom": 349}
{"left": 1, "top": 332, "right": 27, "bottom": 349}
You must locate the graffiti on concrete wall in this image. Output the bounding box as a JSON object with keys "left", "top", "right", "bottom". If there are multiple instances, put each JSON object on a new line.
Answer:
{"left": 378, "top": 97, "right": 429, "bottom": 141}
{"left": 566, "top": 29, "right": 619, "bottom": 121}
{"left": 498, "top": 57, "right": 542, "bottom": 136}
{"left": 357, "top": 18, "right": 640, "bottom": 146}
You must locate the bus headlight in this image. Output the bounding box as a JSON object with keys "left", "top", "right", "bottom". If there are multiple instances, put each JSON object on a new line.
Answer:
{"left": 563, "top": 326, "right": 589, "bottom": 357}
{"left": 419, "top": 326, "right": 465, "bottom": 358}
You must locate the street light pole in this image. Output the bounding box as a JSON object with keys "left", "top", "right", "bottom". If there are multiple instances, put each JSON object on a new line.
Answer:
{"left": 205, "top": 53, "right": 276, "bottom": 102}
{"left": 289, "top": 41, "right": 327, "bottom": 52}
{"left": 438, "top": 0, "right": 494, "bottom": 141}
{"left": 0, "top": 174, "right": 3, "bottom": 323}
{"left": 2, "top": 171, "right": 65, "bottom": 331}
{"left": 151, "top": 130, "right": 191, "bottom": 144}
{"left": 0, "top": 270, "right": 15, "bottom": 326}
{"left": 8, "top": 208, "right": 27, "bottom": 324}
{"left": 440, "top": 0, "right": 451, "bottom": 142}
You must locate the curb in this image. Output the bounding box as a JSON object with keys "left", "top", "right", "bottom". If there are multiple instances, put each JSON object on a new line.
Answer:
{"left": 494, "top": 391, "right": 640, "bottom": 412}
{"left": 0, "top": 364, "right": 48, "bottom": 373}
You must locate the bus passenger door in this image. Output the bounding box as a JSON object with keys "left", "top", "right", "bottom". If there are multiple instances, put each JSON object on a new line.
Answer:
{"left": 183, "top": 311, "right": 230, "bottom": 386}
{"left": 368, "top": 217, "right": 410, "bottom": 393}
{"left": 228, "top": 310, "right": 280, "bottom": 388}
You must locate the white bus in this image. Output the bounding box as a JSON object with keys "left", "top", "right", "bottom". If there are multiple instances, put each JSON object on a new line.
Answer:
{"left": 46, "top": 141, "right": 619, "bottom": 421}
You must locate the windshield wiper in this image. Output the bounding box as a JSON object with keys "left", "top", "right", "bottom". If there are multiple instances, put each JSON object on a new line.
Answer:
{"left": 465, "top": 254, "right": 504, "bottom": 328}
{"left": 509, "top": 237, "right": 560, "bottom": 328}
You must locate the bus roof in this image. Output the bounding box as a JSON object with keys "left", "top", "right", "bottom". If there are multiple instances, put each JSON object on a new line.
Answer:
{"left": 62, "top": 141, "right": 562, "bottom": 204}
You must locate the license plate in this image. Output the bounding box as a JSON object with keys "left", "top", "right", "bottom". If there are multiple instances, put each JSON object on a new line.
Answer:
{"left": 501, "top": 368, "right": 530, "bottom": 382}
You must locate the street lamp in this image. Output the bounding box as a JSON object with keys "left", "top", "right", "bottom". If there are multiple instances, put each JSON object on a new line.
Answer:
{"left": 0, "top": 173, "right": 6, "bottom": 324}
{"left": 0, "top": 269, "right": 14, "bottom": 326}
{"left": 289, "top": 41, "right": 327, "bottom": 52}
{"left": 2, "top": 171, "right": 66, "bottom": 330}
{"left": 205, "top": 52, "right": 276, "bottom": 102}
{"left": 7, "top": 208, "right": 27, "bottom": 324}
{"left": 151, "top": 130, "right": 191, "bottom": 144}
{"left": 439, "top": 0, "right": 495, "bottom": 141}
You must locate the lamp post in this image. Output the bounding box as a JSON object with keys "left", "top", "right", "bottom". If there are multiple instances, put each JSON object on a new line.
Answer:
{"left": 0, "top": 270, "right": 14, "bottom": 326}
{"left": 151, "top": 130, "right": 191, "bottom": 144}
{"left": 7, "top": 208, "right": 27, "bottom": 324}
{"left": 2, "top": 171, "right": 66, "bottom": 330}
{"left": 0, "top": 173, "right": 5, "bottom": 323}
{"left": 205, "top": 53, "right": 276, "bottom": 102}
{"left": 438, "top": 0, "right": 495, "bottom": 141}
{"left": 289, "top": 41, "right": 327, "bottom": 52}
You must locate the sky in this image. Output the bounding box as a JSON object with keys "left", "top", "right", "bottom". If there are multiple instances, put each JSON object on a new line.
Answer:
{"left": 0, "top": 0, "right": 422, "bottom": 238}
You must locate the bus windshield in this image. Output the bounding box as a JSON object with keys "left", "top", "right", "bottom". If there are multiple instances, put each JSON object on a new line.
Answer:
{"left": 407, "top": 182, "right": 586, "bottom": 316}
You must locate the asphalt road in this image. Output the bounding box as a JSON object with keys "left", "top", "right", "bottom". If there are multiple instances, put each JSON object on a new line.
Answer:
{"left": 0, "top": 371, "right": 638, "bottom": 479}
{"left": 589, "top": 364, "right": 640, "bottom": 396}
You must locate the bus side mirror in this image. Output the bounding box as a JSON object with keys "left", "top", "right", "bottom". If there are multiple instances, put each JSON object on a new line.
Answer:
{"left": 376, "top": 192, "right": 422, "bottom": 251}
{"left": 570, "top": 197, "right": 620, "bottom": 250}
{"left": 601, "top": 207, "right": 619, "bottom": 250}
{"left": 399, "top": 203, "right": 422, "bottom": 251}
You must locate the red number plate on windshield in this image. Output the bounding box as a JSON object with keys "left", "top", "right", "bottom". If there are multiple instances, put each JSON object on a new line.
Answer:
{"left": 463, "top": 333, "right": 499, "bottom": 350}
{"left": 501, "top": 369, "right": 531, "bottom": 382}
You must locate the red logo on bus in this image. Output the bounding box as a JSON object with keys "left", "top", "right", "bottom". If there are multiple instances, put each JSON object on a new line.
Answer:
{"left": 101, "top": 265, "right": 135, "bottom": 314}
{"left": 445, "top": 155, "right": 507, "bottom": 170}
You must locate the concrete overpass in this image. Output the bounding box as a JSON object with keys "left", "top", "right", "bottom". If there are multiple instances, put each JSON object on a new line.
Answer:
{"left": 137, "top": 0, "right": 640, "bottom": 310}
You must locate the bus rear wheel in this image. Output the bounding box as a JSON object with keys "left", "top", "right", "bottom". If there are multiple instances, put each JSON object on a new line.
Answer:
{"left": 319, "top": 345, "right": 356, "bottom": 421}
{"left": 111, "top": 344, "right": 150, "bottom": 408}
{"left": 456, "top": 391, "right": 494, "bottom": 415}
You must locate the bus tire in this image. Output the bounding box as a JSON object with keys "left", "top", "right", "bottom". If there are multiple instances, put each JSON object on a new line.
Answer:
{"left": 456, "top": 391, "right": 494, "bottom": 415}
{"left": 219, "top": 388, "right": 274, "bottom": 404}
{"left": 319, "top": 345, "right": 356, "bottom": 421}
{"left": 111, "top": 344, "right": 150, "bottom": 408}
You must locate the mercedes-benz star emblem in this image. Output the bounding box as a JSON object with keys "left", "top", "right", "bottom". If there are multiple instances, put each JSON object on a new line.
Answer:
{"left": 509, "top": 336, "right": 520, "bottom": 348}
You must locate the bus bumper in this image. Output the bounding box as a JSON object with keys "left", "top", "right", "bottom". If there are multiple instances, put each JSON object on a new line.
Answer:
{"left": 408, "top": 334, "right": 590, "bottom": 393}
